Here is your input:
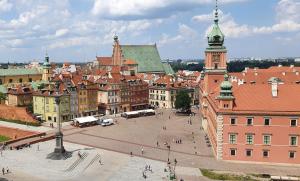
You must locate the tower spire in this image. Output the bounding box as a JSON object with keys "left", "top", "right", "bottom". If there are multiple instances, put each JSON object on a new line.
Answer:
{"left": 214, "top": 0, "right": 219, "bottom": 23}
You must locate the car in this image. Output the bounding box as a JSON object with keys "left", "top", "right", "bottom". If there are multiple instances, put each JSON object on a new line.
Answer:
{"left": 100, "top": 119, "right": 114, "bottom": 126}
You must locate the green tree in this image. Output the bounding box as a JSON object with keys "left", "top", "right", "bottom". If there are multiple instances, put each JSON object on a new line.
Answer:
{"left": 175, "top": 90, "right": 191, "bottom": 112}
{"left": 0, "top": 92, "right": 6, "bottom": 102}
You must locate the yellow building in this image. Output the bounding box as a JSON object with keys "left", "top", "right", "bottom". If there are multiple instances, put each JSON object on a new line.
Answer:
{"left": 33, "top": 89, "right": 70, "bottom": 122}
{"left": 0, "top": 68, "right": 42, "bottom": 85}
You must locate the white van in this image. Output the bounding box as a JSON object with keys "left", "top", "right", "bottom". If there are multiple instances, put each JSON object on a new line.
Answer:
{"left": 101, "top": 119, "right": 114, "bottom": 126}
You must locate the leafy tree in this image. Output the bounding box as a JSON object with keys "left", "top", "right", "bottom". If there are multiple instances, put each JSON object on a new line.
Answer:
{"left": 0, "top": 92, "right": 6, "bottom": 101}
{"left": 175, "top": 90, "right": 191, "bottom": 112}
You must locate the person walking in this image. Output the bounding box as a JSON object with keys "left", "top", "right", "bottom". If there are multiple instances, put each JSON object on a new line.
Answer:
{"left": 156, "top": 141, "right": 159, "bottom": 147}
{"left": 2, "top": 168, "right": 4, "bottom": 175}
{"left": 141, "top": 147, "right": 144, "bottom": 155}
{"left": 6, "top": 167, "right": 9, "bottom": 174}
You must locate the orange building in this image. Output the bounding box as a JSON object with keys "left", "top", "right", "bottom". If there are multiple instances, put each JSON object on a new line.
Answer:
{"left": 200, "top": 5, "right": 300, "bottom": 164}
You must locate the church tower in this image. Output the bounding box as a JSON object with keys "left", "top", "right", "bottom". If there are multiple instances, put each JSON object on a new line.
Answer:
{"left": 42, "top": 53, "right": 51, "bottom": 81}
{"left": 203, "top": 0, "right": 227, "bottom": 93}
{"left": 112, "top": 35, "right": 122, "bottom": 66}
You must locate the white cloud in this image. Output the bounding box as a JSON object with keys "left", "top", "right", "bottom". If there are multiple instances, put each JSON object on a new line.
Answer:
{"left": 158, "top": 23, "right": 197, "bottom": 46}
{"left": 197, "top": 0, "right": 300, "bottom": 39}
{"left": 91, "top": 0, "right": 248, "bottom": 20}
{"left": 55, "top": 28, "right": 69, "bottom": 37}
{"left": 0, "top": 0, "right": 13, "bottom": 12}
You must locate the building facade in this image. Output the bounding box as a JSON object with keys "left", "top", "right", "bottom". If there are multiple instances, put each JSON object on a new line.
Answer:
{"left": 200, "top": 6, "right": 300, "bottom": 164}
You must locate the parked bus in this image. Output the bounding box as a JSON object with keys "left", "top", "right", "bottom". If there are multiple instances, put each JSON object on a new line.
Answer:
{"left": 121, "top": 109, "right": 155, "bottom": 119}
{"left": 72, "top": 116, "right": 98, "bottom": 127}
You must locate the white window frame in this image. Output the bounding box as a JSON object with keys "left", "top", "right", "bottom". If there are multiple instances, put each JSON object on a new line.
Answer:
{"left": 263, "top": 135, "right": 271, "bottom": 145}
{"left": 290, "top": 119, "right": 298, "bottom": 127}
{"left": 229, "top": 134, "right": 237, "bottom": 144}
{"left": 264, "top": 117, "right": 271, "bottom": 126}
{"left": 230, "top": 148, "right": 236, "bottom": 156}
{"left": 246, "top": 134, "right": 254, "bottom": 145}
{"left": 246, "top": 117, "right": 253, "bottom": 126}
{"left": 246, "top": 149, "right": 252, "bottom": 157}
{"left": 289, "top": 151, "right": 296, "bottom": 159}
{"left": 290, "top": 136, "right": 298, "bottom": 146}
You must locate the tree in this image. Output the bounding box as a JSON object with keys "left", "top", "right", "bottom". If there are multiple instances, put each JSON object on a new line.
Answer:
{"left": 175, "top": 90, "right": 191, "bottom": 112}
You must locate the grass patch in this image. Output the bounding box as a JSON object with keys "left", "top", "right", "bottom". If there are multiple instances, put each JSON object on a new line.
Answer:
{"left": 200, "top": 169, "right": 258, "bottom": 181}
{"left": 0, "top": 117, "right": 41, "bottom": 127}
{"left": 0, "top": 135, "right": 10, "bottom": 142}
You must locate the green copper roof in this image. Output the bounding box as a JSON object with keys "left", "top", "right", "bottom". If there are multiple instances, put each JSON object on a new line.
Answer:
{"left": 120, "top": 45, "right": 165, "bottom": 73}
{"left": 208, "top": 23, "right": 224, "bottom": 47}
{"left": 162, "top": 63, "right": 175, "bottom": 75}
{"left": 207, "top": 7, "right": 224, "bottom": 47}
{"left": 218, "top": 74, "right": 234, "bottom": 99}
{"left": 43, "top": 56, "right": 51, "bottom": 69}
{"left": 0, "top": 68, "right": 40, "bottom": 76}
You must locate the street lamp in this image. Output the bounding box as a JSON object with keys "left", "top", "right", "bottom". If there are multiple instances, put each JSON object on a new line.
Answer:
{"left": 47, "top": 80, "right": 69, "bottom": 160}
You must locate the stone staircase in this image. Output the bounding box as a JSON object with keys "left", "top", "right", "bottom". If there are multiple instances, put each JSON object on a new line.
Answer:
{"left": 65, "top": 152, "right": 89, "bottom": 172}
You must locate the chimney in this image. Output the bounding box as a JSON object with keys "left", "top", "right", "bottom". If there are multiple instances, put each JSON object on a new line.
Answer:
{"left": 272, "top": 82, "right": 278, "bottom": 97}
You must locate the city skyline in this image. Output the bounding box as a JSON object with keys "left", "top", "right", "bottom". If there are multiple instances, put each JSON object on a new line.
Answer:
{"left": 0, "top": 0, "right": 299, "bottom": 62}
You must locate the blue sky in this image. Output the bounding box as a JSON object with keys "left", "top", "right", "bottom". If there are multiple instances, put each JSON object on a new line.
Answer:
{"left": 0, "top": 0, "right": 299, "bottom": 62}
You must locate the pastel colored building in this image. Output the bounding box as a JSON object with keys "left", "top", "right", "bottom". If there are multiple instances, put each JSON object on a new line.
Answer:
{"left": 200, "top": 6, "right": 300, "bottom": 164}
{"left": 33, "top": 89, "right": 70, "bottom": 122}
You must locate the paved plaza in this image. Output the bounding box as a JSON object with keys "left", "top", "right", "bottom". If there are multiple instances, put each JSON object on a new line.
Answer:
{"left": 1, "top": 108, "right": 300, "bottom": 180}
{"left": 0, "top": 141, "right": 204, "bottom": 181}
{"left": 62, "top": 108, "right": 300, "bottom": 176}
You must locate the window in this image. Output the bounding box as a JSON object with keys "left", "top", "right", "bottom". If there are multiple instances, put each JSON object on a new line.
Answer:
{"left": 290, "top": 119, "right": 297, "bottom": 127}
{"left": 263, "top": 150, "right": 269, "bottom": 157}
{"left": 229, "top": 134, "right": 237, "bottom": 144}
{"left": 214, "top": 63, "right": 218, "bottom": 69}
{"left": 247, "top": 118, "right": 253, "bottom": 125}
{"left": 19, "top": 78, "right": 23, "bottom": 83}
{"left": 230, "top": 149, "right": 236, "bottom": 156}
{"left": 290, "top": 136, "right": 298, "bottom": 146}
{"left": 264, "top": 118, "right": 270, "bottom": 126}
{"left": 246, "top": 149, "right": 252, "bottom": 157}
{"left": 263, "top": 135, "right": 271, "bottom": 145}
{"left": 9, "top": 79, "right": 12, "bottom": 83}
{"left": 29, "top": 78, "right": 32, "bottom": 82}
{"left": 46, "top": 98, "right": 49, "bottom": 104}
{"left": 230, "top": 118, "right": 236, "bottom": 125}
{"left": 48, "top": 116, "right": 52, "bottom": 121}
{"left": 246, "top": 134, "right": 254, "bottom": 144}
{"left": 214, "top": 80, "right": 218, "bottom": 83}
{"left": 0, "top": 79, "right": 2, "bottom": 85}
{"left": 289, "top": 151, "right": 296, "bottom": 158}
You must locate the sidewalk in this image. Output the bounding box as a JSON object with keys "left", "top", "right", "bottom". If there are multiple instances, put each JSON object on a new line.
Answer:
{"left": 0, "top": 120, "right": 52, "bottom": 132}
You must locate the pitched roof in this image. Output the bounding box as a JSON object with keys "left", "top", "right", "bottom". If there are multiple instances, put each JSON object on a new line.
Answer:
{"left": 120, "top": 45, "right": 165, "bottom": 73}
{"left": 162, "top": 63, "right": 175, "bottom": 75}
{"left": 97, "top": 57, "right": 113, "bottom": 66}
{"left": 0, "top": 68, "right": 40, "bottom": 76}
{"left": 208, "top": 82, "right": 300, "bottom": 115}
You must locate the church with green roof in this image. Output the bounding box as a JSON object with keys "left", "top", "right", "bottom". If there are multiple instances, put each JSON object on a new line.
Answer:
{"left": 112, "top": 36, "right": 174, "bottom": 74}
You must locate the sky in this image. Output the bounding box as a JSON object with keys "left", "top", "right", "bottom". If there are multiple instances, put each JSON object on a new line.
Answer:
{"left": 0, "top": 0, "right": 299, "bottom": 63}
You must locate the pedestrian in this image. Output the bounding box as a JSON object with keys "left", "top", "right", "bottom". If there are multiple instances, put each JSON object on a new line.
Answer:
{"left": 6, "top": 167, "right": 9, "bottom": 174}
{"left": 156, "top": 141, "right": 159, "bottom": 147}
{"left": 99, "top": 157, "right": 102, "bottom": 165}
{"left": 180, "top": 139, "right": 182, "bottom": 144}
{"left": 130, "top": 151, "right": 133, "bottom": 156}
{"left": 2, "top": 168, "right": 4, "bottom": 175}
{"left": 78, "top": 151, "right": 81, "bottom": 158}
{"left": 174, "top": 158, "right": 177, "bottom": 164}
{"left": 37, "top": 144, "right": 39, "bottom": 151}
{"left": 141, "top": 147, "right": 144, "bottom": 155}
{"left": 169, "top": 115, "right": 170, "bottom": 119}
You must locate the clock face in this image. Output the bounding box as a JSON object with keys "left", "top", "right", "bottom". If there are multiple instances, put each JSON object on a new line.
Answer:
{"left": 212, "top": 54, "right": 220, "bottom": 62}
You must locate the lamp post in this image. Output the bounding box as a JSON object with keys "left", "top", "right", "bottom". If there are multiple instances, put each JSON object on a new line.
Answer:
{"left": 47, "top": 80, "right": 68, "bottom": 160}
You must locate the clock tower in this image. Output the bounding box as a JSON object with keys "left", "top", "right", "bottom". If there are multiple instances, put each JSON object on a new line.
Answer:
{"left": 203, "top": 1, "right": 227, "bottom": 93}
